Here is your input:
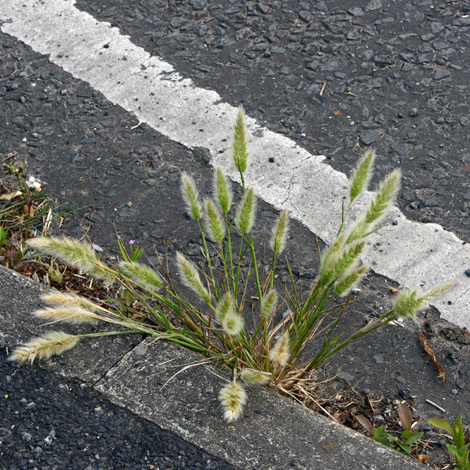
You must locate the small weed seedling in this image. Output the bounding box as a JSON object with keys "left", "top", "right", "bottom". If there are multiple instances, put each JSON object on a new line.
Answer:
{"left": 0, "top": 160, "right": 72, "bottom": 269}
{"left": 357, "top": 403, "right": 424, "bottom": 458}
{"left": 9, "top": 108, "right": 452, "bottom": 423}
{"left": 429, "top": 415, "right": 470, "bottom": 469}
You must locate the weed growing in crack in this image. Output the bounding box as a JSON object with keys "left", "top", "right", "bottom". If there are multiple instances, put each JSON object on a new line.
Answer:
{"left": 429, "top": 415, "right": 470, "bottom": 469}
{"left": 358, "top": 402, "right": 425, "bottom": 460}
{"left": 0, "top": 159, "right": 74, "bottom": 269}
{"left": 9, "top": 107, "right": 452, "bottom": 423}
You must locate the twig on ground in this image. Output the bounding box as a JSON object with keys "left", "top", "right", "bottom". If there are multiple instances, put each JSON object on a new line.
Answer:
{"left": 425, "top": 399, "right": 446, "bottom": 413}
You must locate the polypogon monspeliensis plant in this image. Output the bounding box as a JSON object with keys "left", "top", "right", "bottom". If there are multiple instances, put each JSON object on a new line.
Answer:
{"left": 9, "top": 106, "right": 451, "bottom": 423}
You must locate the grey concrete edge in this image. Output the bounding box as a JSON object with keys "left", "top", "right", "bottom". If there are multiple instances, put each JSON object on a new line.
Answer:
{"left": 0, "top": 265, "right": 426, "bottom": 470}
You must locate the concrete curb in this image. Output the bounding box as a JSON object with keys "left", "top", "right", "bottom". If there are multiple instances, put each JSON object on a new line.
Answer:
{"left": 0, "top": 265, "right": 426, "bottom": 469}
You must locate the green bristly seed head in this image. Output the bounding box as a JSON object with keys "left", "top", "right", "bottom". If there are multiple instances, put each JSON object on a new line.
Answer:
{"left": 319, "top": 235, "right": 345, "bottom": 286}
{"left": 8, "top": 331, "right": 80, "bottom": 365}
{"left": 421, "top": 283, "right": 453, "bottom": 301}
{"left": 216, "top": 292, "right": 234, "bottom": 320}
{"left": 318, "top": 266, "right": 336, "bottom": 287}
{"left": 393, "top": 290, "right": 423, "bottom": 318}
{"left": 394, "top": 283, "right": 452, "bottom": 318}
{"left": 269, "top": 331, "right": 291, "bottom": 367}
{"left": 27, "top": 237, "right": 112, "bottom": 283}
{"left": 344, "top": 215, "right": 368, "bottom": 244}
{"left": 222, "top": 311, "right": 244, "bottom": 336}
{"left": 181, "top": 172, "right": 202, "bottom": 221}
{"left": 219, "top": 381, "right": 247, "bottom": 423}
{"left": 235, "top": 187, "right": 256, "bottom": 233}
{"left": 118, "top": 261, "right": 163, "bottom": 292}
{"left": 349, "top": 150, "right": 376, "bottom": 202}
{"left": 365, "top": 169, "right": 401, "bottom": 226}
{"left": 320, "top": 235, "right": 344, "bottom": 271}
{"left": 240, "top": 368, "right": 271, "bottom": 385}
{"left": 213, "top": 167, "right": 233, "bottom": 214}
{"left": 233, "top": 106, "right": 249, "bottom": 175}
{"left": 261, "top": 289, "right": 278, "bottom": 319}
{"left": 333, "top": 240, "right": 366, "bottom": 279}
{"left": 176, "top": 252, "right": 212, "bottom": 304}
{"left": 334, "top": 265, "right": 368, "bottom": 297}
{"left": 270, "top": 210, "right": 289, "bottom": 257}
{"left": 204, "top": 199, "right": 226, "bottom": 244}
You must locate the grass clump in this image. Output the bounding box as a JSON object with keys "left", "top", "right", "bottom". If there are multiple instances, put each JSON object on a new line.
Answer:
{"left": 8, "top": 108, "right": 451, "bottom": 423}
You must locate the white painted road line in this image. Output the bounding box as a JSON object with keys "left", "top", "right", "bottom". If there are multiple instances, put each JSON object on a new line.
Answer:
{"left": 1, "top": 0, "right": 469, "bottom": 329}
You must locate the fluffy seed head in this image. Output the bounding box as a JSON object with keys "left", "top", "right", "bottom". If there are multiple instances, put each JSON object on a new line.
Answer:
{"left": 318, "top": 263, "right": 336, "bottom": 288}
{"left": 8, "top": 331, "right": 80, "bottom": 364}
{"left": 181, "top": 172, "right": 202, "bottom": 221}
{"left": 394, "top": 283, "right": 452, "bottom": 318}
{"left": 270, "top": 210, "right": 289, "bottom": 257}
{"left": 235, "top": 188, "right": 256, "bottom": 233}
{"left": 222, "top": 311, "right": 244, "bottom": 336}
{"left": 319, "top": 235, "right": 345, "bottom": 286}
{"left": 333, "top": 240, "right": 366, "bottom": 279}
{"left": 34, "top": 307, "right": 99, "bottom": 324}
{"left": 344, "top": 215, "right": 369, "bottom": 244}
{"left": 213, "top": 167, "right": 233, "bottom": 214}
{"left": 365, "top": 169, "right": 401, "bottom": 226}
{"left": 219, "top": 381, "right": 247, "bottom": 422}
{"left": 176, "top": 252, "right": 211, "bottom": 304}
{"left": 232, "top": 106, "right": 249, "bottom": 175}
{"left": 393, "top": 290, "right": 423, "bottom": 318}
{"left": 349, "top": 150, "right": 376, "bottom": 202}
{"left": 240, "top": 368, "right": 271, "bottom": 385}
{"left": 421, "top": 283, "right": 453, "bottom": 302}
{"left": 269, "top": 332, "right": 291, "bottom": 367}
{"left": 118, "top": 260, "right": 162, "bottom": 292}
{"left": 204, "top": 199, "right": 226, "bottom": 243}
{"left": 334, "top": 265, "right": 368, "bottom": 297}
{"left": 216, "top": 292, "right": 234, "bottom": 321}
{"left": 261, "top": 289, "right": 278, "bottom": 319}
{"left": 27, "top": 237, "right": 112, "bottom": 283}
{"left": 42, "top": 292, "right": 99, "bottom": 312}
{"left": 320, "top": 235, "right": 344, "bottom": 270}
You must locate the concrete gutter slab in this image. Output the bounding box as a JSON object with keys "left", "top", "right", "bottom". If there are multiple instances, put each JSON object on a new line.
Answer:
{"left": 94, "top": 338, "right": 426, "bottom": 470}
{"left": 0, "top": 265, "right": 142, "bottom": 383}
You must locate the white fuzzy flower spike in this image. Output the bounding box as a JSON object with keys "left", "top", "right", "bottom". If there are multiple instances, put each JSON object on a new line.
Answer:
{"left": 219, "top": 381, "right": 247, "bottom": 422}
{"left": 176, "top": 252, "right": 211, "bottom": 304}
{"left": 8, "top": 331, "right": 80, "bottom": 364}
{"left": 269, "top": 332, "right": 291, "bottom": 367}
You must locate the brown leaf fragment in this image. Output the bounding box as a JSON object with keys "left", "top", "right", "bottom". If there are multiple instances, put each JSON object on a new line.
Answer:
{"left": 333, "top": 411, "right": 349, "bottom": 425}
{"left": 364, "top": 394, "right": 375, "bottom": 413}
{"left": 356, "top": 415, "right": 374, "bottom": 435}
{"left": 416, "top": 454, "right": 428, "bottom": 464}
{"left": 0, "top": 190, "right": 22, "bottom": 200}
{"left": 22, "top": 204, "right": 34, "bottom": 217}
{"left": 419, "top": 330, "right": 447, "bottom": 383}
